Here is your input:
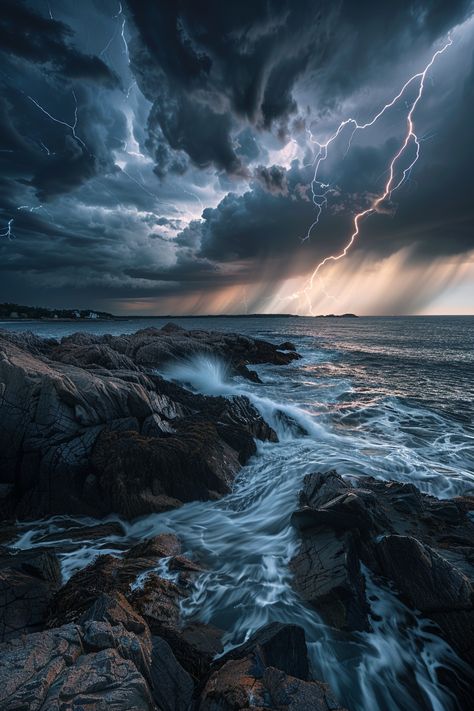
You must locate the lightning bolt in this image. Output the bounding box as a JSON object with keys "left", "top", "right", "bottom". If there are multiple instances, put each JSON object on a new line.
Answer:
{"left": 295, "top": 36, "right": 452, "bottom": 314}
{"left": 101, "top": 1, "right": 130, "bottom": 65}
{"left": 17, "top": 204, "right": 55, "bottom": 221}
{"left": 27, "top": 91, "right": 88, "bottom": 152}
{"left": 0, "top": 219, "right": 14, "bottom": 240}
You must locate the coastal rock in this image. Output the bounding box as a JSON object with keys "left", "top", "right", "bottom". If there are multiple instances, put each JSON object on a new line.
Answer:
{"left": 0, "top": 326, "right": 282, "bottom": 520}
{"left": 218, "top": 622, "right": 309, "bottom": 680}
{"left": 289, "top": 527, "right": 369, "bottom": 631}
{"left": 48, "top": 542, "right": 190, "bottom": 627}
{"left": 264, "top": 666, "right": 347, "bottom": 711}
{"left": 0, "top": 547, "right": 61, "bottom": 642}
{"left": 51, "top": 323, "right": 301, "bottom": 376}
{"left": 376, "top": 534, "right": 474, "bottom": 664}
{"left": 150, "top": 636, "right": 194, "bottom": 711}
{"left": 0, "top": 623, "right": 83, "bottom": 711}
{"left": 200, "top": 623, "right": 347, "bottom": 711}
{"left": 91, "top": 421, "right": 241, "bottom": 518}
{"left": 129, "top": 574, "right": 184, "bottom": 631}
{"left": 41, "top": 647, "right": 155, "bottom": 710}
{"left": 124, "top": 533, "right": 182, "bottom": 560}
{"left": 290, "top": 471, "right": 474, "bottom": 665}
{"left": 376, "top": 534, "right": 473, "bottom": 613}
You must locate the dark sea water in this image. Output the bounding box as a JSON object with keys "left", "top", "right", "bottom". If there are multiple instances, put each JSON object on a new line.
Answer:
{"left": 5, "top": 315, "right": 474, "bottom": 711}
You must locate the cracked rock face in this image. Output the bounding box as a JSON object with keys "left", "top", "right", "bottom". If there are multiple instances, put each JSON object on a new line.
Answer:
{"left": 290, "top": 471, "right": 474, "bottom": 666}
{"left": 0, "top": 325, "right": 281, "bottom": 520}
{"left": 200, "top": 623, "right": 347, "bottom": 711}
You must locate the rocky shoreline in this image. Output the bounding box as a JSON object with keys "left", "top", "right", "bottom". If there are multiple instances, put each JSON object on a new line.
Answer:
{"left": 0, "top": 324, "right": 473, "bottom": 709}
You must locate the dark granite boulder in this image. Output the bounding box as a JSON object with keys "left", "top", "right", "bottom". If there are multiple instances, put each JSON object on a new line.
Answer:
{"left": 290, "top": 528, "right": 369, "bottom": 632}
{"left": 150, "top": 636, "right": 194, "bottom": 711}
{"left": 290, "top": 470, "right": 474, "bottom": 668}
{"left": 0, "top": 326, "right": 282, "bottom": 520}
{"left": 0, "top": 547, "right": 61, "bottom": 642}
{"left": 0, "top": 624, "right": 83, "bottom": 711}
{"left": 200, "top": 623, "right": 347, "bottom": 711}
{"left": 217, "top": 622, "right": 309, "bottom": 681}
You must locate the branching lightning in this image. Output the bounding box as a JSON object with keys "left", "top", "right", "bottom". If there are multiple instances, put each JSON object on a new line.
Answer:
{"left": 27, "top": 91, "right": 88, "bottom": 152}
{"left": 295, "top": 36, "right": 452, "bottom": 313}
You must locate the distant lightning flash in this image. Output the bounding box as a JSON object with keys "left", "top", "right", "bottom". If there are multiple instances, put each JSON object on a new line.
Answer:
{"left": 0, "top": 219, "right": 14, "bottom": 240}
{"left": 295, "top": 36, "right": 452, "bottom": 313}
{"left": 27, "top": 91, "right": 88, "bottom": 152}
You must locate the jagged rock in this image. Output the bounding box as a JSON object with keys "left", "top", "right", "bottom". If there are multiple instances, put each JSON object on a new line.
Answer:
{"left": 0, "top": 546, "right": 61, "bottom": 583}
{"left": 377, "top": 535, "right": 473, "bottom": 613}
{"left": 263, "top": 666, "right": 348, "bottom": 710}
{"left": 200, "top": 624, "right": 346, "bottom": 711}
{"left": 150, "top": 636, "right": 194, "bottom": 711}
{"left": 80, "top": 592, "right": 151, "bottom": 640}
{"left": 290, "top": 470, "right": 474, "bottom": 666}
{"left": 124, "top": 533, "right": 182, "bottom": 560}
{"left": 290, "top": 528, "right": 369, "bottom": 631}
{"left": 199, "top": 656, "right": 267, "bottom": 710}
{"left": 129, "top": 574, "right": 184, "bottom": 631}
{"left": 0, "top": 326, "right": 283, "bottom": 519}
{"left": 0, "top": 568, "right": 57, "bottom": 642}
{"left": 291, "top": 491, "right": 374, "bottom": 532}
{"left": 130, "top": 573, "right": 223, "bottom": 683}
{"left": 91, "top": 421, "right": 241, "bottom": 518}
{"left": 0, "top": 623, "right": 83, "bottom": 710}
{"left": 218, "top": 622, "right": 309, "bottom": 680}
{"left": 377, "top": 535, "right": 474, "bottom": 664}
{"left": 41, "top": 647, "right": 154, "bottom": 710}
{"left": 49, "top": 552, "right": 174, "bottom": 625}
{"left": 82, "top": 619, "right": 151, "bottom": 677}
{"left": 0, "top": 547, "right": 61, "bottom": 642}
{"left": 180, "top": 621, "right": 224, "bottom": 660}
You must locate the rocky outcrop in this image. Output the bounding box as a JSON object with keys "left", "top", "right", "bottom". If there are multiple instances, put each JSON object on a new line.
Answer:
{"left": 200, "top": 623, "right": 347, "bottom": 711}
{"left": 51, "top": 323, "right": 301, "bottom": 372}
{"left": 0, "top": 547, "right": 61, "bottom": 642}
{"left": 0, "top": 326, "right": 282, "bottom": 520}
{"left": 290, "top": 471, "right": 474, "bottom": 666}
{"left": 0, "top": 527, "right": 346, "bottom": 711}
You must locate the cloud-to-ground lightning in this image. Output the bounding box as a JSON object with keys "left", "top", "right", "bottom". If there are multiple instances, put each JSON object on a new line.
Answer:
{"left": 294, "top": 36, "right": 453, "bottom": 313}
{"left": 27, "top": 91, "right": 88, "bottom": 152}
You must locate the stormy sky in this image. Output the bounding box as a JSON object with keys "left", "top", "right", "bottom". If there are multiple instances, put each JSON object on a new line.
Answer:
{"left": 0, "top": 0, "right": 473, "bottom": 315}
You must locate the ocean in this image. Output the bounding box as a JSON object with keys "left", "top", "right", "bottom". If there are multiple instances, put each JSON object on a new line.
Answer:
{"left": 6, "top": 315, "right": 474, "bottom": 710}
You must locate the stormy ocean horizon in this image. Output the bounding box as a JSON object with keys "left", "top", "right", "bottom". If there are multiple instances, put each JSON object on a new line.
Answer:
{"left": 5, "top": 314, "right": 473, "bottom": 711}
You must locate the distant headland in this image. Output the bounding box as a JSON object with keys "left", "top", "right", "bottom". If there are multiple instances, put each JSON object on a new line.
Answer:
{"left": 0, "top": 302, "right": 358, "bottom": 321}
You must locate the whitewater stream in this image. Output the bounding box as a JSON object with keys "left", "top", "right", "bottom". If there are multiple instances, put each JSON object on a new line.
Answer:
{"left": 9, "top": 315, "right": 474, "bottom": 711}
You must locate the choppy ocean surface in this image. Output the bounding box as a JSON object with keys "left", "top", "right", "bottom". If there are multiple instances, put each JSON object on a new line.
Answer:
{"left": 5, "top": 315, "right": 474, "bottom": 711}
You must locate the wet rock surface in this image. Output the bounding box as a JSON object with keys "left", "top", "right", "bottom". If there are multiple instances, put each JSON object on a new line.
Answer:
{"left": 0, "top": 547, "right": 61, "bottom": 642}
{"left": 0, "top": 528, "right": 346, "bottom": 711}
{"left": 200, "top": 623, "right": 347, "bottom": 711}
{"left": 290, "top": 471, "right": 474, "bottom": 666}
{"left": 0, "top": 325, "right": 282, "bottom": 520}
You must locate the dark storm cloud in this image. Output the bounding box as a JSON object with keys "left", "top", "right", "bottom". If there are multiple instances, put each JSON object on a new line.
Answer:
{"left": 253, "top": 165, "right": 289, "bottom": 196}
{"left": 0, "top": 1, "right": 119, "bottom": 88}
{"left": 179, "top": 50, "right": 474, "bottom": 273}
{"left": 126, "top": 0, "right": 472, "bottom": 174}
{"left": 126, "top": 0, "right": 331, "bottom": 174}
{"left": 0, "top": 0, "right": 473, "bottom": 313}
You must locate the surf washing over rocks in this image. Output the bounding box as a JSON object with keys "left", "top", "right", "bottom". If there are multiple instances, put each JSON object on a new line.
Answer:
{"left": 1, "top": 316, "right": 473, "bottom": 710}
